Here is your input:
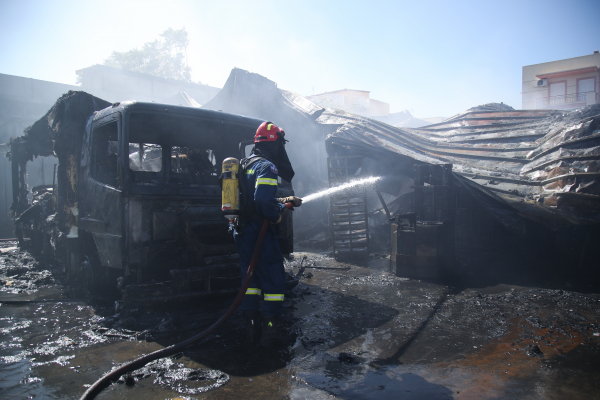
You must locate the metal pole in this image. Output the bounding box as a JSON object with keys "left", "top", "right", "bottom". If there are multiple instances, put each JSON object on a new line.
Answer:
{"left": 375, "top": 189, "right": 391, "bottom": 219}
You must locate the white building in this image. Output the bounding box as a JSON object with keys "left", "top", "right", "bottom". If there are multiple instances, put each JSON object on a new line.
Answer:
{"left": 522, "top": 52, "right": 599, "bottom": 110}
{"left": 307, "top": 89, "right": 390, "bottom": 117}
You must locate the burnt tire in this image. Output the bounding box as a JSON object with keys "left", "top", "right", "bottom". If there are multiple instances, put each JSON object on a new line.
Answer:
{"left": 80, "top": 232, "right": 122, "bottom": 299}
{"left": 81, "top": 255, "right": 102, "bottom": 296}
{"left": 81, "top": 252, "right": 120, "bottom": 299}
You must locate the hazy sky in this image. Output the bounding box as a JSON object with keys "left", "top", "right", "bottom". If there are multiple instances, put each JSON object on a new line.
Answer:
{"left": 1, "top": 0, "right": 599, "bottom": 118}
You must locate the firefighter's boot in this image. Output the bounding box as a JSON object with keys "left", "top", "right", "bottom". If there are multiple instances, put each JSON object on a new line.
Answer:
{"left": 260, "top": 315, "right": 296, "bottom": 348}
{"left": 244, "top": 310, "right": 261, "bottom": 345}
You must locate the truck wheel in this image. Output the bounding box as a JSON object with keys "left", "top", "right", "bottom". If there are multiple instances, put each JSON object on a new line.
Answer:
{"left": 81, "top": 257, "right": 97, "bottom": 296}
{"left": 82, "top": 254, "right": 122, "bottom": 299}
{"left": 105, "top": 268, "right": 122, "bottom": 300}
{"left": 81, "top": 253, "right": 104, "bottom": 296}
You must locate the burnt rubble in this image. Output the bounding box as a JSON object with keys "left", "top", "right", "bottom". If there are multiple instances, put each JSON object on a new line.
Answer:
{"left": 0, "top": 242, "right": 54, "bottom": 293}
{"left": 322, "top": 103, "right": 600, "bottom": 278}
{"left": 323, "top": 104, "right": 600, "bottom": 228}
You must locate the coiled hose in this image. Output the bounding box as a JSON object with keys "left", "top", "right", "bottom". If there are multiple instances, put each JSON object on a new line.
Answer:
{"left": 79, "top": 218, "right": 272, "bottom": 400}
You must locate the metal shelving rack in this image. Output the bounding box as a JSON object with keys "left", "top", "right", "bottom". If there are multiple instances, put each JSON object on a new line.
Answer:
{"left": 327, "top": 156, "right": 369, "bottom": 259}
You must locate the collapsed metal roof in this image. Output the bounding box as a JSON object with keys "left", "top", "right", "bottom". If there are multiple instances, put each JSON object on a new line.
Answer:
{"left": 324, "top": 103, "right": 600, "bottom": 229}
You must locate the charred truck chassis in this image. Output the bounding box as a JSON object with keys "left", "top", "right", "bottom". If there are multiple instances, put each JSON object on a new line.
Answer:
{"left": 10, "top": 92, "right": 294, "bottom": 302}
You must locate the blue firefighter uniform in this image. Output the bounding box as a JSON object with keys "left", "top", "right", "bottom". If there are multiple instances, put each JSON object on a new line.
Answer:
{"left": 235, "top": 156, "right": 286, "bottom": 317}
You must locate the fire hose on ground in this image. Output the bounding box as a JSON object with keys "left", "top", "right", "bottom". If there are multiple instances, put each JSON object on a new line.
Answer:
{"left": 79, "top": 204, "right": 292, "bottom": 400}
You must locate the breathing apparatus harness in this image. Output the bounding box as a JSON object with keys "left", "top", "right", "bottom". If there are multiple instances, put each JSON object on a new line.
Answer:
{"left": 235, "top": 154, "right": 266, "bottom": 234}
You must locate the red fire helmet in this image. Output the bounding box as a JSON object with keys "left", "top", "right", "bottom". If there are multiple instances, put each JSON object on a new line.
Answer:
{"left": 255, "top": 121, "right": 286, "bottom": 143}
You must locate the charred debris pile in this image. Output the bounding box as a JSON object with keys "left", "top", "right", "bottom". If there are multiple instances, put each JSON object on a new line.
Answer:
{"left": 323, "top": 102, "right": 600, "bottom": 282}
{"left": 322, "top": 104, "right": 600, "bottom": 284}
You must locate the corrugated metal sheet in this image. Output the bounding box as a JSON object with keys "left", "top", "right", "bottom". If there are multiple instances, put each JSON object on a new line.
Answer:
{"left": 325, "top": 104, "right": 600, "bottom": 228}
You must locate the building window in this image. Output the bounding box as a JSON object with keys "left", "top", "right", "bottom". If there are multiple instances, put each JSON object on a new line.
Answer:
{"left": 549, "top": 81, "right": 566, "bottom": 97}
{"left": 578, "top": 78, "right": 595, "bottom": 94}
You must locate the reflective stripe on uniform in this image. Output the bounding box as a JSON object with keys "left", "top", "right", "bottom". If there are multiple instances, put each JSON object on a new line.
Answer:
{"left": 256, "top": 177, "right": 277, "bottom": 187}
{"left": 264, "top": 293, "right": 284, "bottom": 301}
{"left": 245, "top": 288, "right": 262, "bottom": 295}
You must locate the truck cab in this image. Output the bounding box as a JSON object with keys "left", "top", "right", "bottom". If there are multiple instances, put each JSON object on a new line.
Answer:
{"left": 75, "top": 101, "right": 294, "bottom": 301}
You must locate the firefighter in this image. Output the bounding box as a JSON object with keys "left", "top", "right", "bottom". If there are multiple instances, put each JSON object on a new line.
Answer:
{"left": 236, "top": 121, "right": 302, "bottom": 347}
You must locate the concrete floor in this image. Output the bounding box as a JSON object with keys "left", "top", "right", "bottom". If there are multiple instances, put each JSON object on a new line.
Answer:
{"left": 1, "top": 243, "right": 599, "bottom": 399}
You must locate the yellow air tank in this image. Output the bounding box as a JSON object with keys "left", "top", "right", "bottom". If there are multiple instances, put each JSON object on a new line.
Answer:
{"left": 221, "top": 157, "right": 240, "bottom": 220}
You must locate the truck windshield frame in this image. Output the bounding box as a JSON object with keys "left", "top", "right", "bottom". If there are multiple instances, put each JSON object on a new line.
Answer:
{"left": 125, "top": 110, "right": 226, "bottom": 186}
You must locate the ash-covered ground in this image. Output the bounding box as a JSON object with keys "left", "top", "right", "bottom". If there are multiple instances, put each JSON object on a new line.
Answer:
{"left": 1, "top": 241, "right": 599, "bottom": 399}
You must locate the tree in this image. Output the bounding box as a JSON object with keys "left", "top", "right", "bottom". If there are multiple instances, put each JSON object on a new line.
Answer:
{"left": 104, "top": 28, "right": 195, "bottom": 82}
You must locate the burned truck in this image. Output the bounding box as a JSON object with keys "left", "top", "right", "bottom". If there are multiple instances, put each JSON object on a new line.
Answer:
{"left": 9, "top": 91, "right": 294, "bottom": 301}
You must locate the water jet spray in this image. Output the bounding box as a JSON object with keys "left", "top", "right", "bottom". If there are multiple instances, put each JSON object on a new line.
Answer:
{"left": 302, "top": 176, "right": 381, "bottom": 203}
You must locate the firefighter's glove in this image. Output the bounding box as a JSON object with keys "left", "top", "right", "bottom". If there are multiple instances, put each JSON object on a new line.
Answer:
{"left": 272, "top": 203, "right": 288, "bottom": 224}
{"left": 277, "top": 196, "right": 303, "bottom": 207}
